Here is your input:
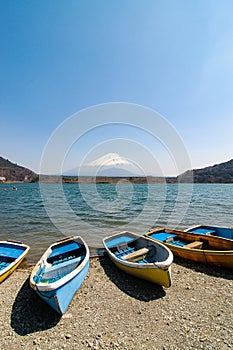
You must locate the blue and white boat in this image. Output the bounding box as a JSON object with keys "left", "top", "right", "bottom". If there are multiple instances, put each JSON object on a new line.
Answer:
{"left": 185, "top": 225, "right": 233, "bottom": 241}
{"left": 30, "top": 236, "right": 90, "bottom": 315}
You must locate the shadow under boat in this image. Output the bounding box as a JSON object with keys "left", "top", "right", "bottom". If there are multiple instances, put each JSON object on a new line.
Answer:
{"left": 99, "top": 255, "right": 166, "bottom": 301}
{"left": 11, "top": 277, "right": 61, "bottom": 336}
{"left": 173, "top": 256, "right": 233, "bottom": 280}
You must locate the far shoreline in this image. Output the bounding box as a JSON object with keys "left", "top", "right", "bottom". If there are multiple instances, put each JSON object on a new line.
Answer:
{"left": 2, "top": 175, "right": 233, "bottom": 184}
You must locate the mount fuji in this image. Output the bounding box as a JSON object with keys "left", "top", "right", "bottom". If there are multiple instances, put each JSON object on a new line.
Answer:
{"left": 65, "top": 153, "right": 145, "bottom": 176}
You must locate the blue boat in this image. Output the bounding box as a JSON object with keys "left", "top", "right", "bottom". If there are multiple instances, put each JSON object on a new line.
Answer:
{"left": 185, "top": 225, "right": 233, "bottom": 241}
{"left": 30, "top": 236, "right": 90, "bottom": 315}
{"left": 0, "top": 240, "right": 30, "bottom": 283}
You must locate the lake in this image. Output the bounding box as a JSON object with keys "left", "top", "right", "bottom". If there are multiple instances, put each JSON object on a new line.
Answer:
{"left": 0, "top": 183, "right": 232, "bottom": 263}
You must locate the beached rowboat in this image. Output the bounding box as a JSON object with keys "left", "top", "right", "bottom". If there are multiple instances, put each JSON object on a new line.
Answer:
{"left": 0, "top": 240, "right": 30, "bottom": 283}
{"left": 184, "top": 224, "right": 233, "bottom": 240}
{"left": 103, "top": 231, "right": 173, "bottom": 288}
{"left": 145, "top": 227, "right": 233, "bottom": 269}
{"left": 30, "top": 236, "right": 90, "bottom": 315}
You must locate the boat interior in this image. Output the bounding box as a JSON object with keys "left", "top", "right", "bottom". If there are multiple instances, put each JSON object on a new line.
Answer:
{"left": 0, "top": 257, "right": 12, "bottom": 271}
{"left": 147, "top": 231, "right": 228, "bottom": 251}
{"left": 109, "top": 236, "right": 170, "bottom": 264}
{"left": 47, "top": 241, "right": 85, "bottom": 265}
{"left": 148, "top": 232, "right": 199, "bottom": 248}
{"left": 0, "top": 243, "right": 25, "bottom": 271}
{"left": 188, "top": 226, "right": 233, "bottom": 240}
{"left": 33, "top": 240, "right": 86, "bottom": 284}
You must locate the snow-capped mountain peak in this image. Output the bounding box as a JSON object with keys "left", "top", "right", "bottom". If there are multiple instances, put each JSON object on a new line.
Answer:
{"left": 86, "top": 153, "right": 130, "bottom": 167}
{"left": 64, "top": 153, "right": 144, "bottom": 176}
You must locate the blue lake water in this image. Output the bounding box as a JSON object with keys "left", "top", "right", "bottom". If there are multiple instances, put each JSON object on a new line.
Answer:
{"left": 0, "top": 183, "right": 232, "bottom": 263}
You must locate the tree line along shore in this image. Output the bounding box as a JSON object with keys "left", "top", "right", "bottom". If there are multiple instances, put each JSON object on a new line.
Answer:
{"left": 0, "top": 156, "right": 233, "bottom": 183}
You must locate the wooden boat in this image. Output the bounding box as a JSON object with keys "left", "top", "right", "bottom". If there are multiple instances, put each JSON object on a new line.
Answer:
{"left": 0, "top": 240, "right": 30, "bottom": 283}
{"left": 184, "top": 224, "right": 233, "bottom": 240}
{"left": 30, "top": 236, "right": 90, "bottom": 315}
{"left": 145, "top": 227, "right": 233, "bottom": 269}
{"left": 103, "top": 231, "right": 173, "bottom": 288}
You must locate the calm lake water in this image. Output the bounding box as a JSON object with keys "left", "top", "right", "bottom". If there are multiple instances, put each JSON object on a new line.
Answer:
{"left": 0, "top": 183, "right": 232, "bottom": 263}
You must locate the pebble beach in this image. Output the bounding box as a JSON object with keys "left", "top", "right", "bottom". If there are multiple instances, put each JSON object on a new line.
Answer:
{"left": 0, "top": 256, "right": 232, "bottom": 350}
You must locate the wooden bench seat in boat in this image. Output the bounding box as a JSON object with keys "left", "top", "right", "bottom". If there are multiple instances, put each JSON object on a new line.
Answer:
{"left": 185, "top": 241, "right": 203, "bottom": 249}
{"left": 122, "top": 247, "right": 149, "bottom": 262}
{"left": 166, "top": 236, "right": 175, "bottom": 243}
{"left": 42, "top": 256, "right": 83, "bottom": 281}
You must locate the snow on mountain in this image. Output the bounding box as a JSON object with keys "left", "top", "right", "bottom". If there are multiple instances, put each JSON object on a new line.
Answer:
{"left": 86, "top": 153, "right": 130, "bottom": 167}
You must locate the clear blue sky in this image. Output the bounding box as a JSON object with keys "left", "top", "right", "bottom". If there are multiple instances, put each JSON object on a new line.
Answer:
{"left": 1, "top": 1, "right": 232, "bottom": 175}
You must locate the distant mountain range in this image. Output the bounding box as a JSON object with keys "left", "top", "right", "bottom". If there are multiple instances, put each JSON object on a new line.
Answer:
{"left": 178, "top": 158, "right": 233, "bottom": 183}
{"left": 0, "top": 155, "right": 232, "bottom": 183}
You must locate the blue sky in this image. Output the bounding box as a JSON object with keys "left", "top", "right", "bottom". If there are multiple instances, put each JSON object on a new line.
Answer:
{"left": 0, "top": 1, "right": 232, "bottom": 175}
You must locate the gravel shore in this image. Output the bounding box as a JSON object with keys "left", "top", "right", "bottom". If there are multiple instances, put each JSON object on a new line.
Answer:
{"left": 0, "top": 256, "right": 232, "bottom": 350}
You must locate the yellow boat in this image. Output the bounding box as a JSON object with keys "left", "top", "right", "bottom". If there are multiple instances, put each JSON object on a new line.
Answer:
{"left": 145, "top": 228, "right": 233, "bottom": 269}
{"left": 0, "top": 240, "right": 30, "bottom": 283}
{"left": 103, "top": 231, "right": 173, "bottom": 288}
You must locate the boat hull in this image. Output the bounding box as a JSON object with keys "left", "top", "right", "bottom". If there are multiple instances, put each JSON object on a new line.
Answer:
{"left": 103, "top": 231, "right": 173, "bottom": 288}
{"left": 0, "top": 241, "right": 30, "bottom": 283}
{"left": 30, "top": 236, "right": 90, "bottom": 315}
{"left": 111, "top": 256, "right": 172, "bottom": 288}
{"left": 145, "top": 228, "right": 233, "bottom": 269}
{"left": 157, "top": 243, "right": 233, "bottom": 269}
{"left": 35, "top": 259, "right": 90, "bottom": 314}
